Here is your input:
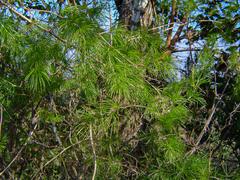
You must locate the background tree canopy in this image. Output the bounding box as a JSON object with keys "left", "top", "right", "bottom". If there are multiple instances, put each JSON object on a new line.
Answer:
{"left": 0, "top": 0, "right": 240, "bottom": 179}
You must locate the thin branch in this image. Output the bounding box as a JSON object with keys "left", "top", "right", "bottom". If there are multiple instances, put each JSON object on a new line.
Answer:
{"left": 0, "top": 159, "right": 14, "bottom": 180}
{"left": 166, "top": 0, "right": 176, "bottom": 47}
{"left": 88, "top": 54, "right": 106, "bottom": 66}
{"left": 0, "top": 77, "right": 19, "bottom": 88}
{"left": 118, "top": 105, "right": 151, "bottom": 109}
{"left": 186, "top": 63, "right": 239, "bottom": 156}
{"left": 108, "top": 0, "right": 112, "bottom": 31}
{"left": 151, "top": 22, "right": 187, "bottom": 35}
{"left": 0, "top": 103, "right": 2, "bottom": 140}
{"left": 199, "top": 20, "right": 223, "bottom": 23}
{"left": 0, "top": 124, "right": 38, "bottom": 176}
{"left": 90, "top": 123, "right": 97, "bottom": 180}
{"left": 151, "top": 0, "right": 159, "bottom": 28}
{"left": 2, "top": 2, "right": 45, "bottom": 30}
{"left": 2, "top": 2, "right": 68, "bottom": 44}
{"left": 21, "top": 7, "right": 65, "bottom": 19}
{"left": 212, "top": 103, "right": 240, "bottom": 155}
{"left": 41, "top": 0, "right": 48, "bottom": 8}
{"left": 194, "top": 100, "right": 216, "bottom": 146}
{"left": 66, "top": 0, "right": 72, "bottom": 6}
{"left": 194, "top": 75, "right": 231, "bottom": 147}
{"left": 98, "top": 33, "right": 136, "bottom": 66}
{"left": 3, "top": 2, "right": 112, "bottom": 70}
{"left": 148, "top": 22, "right": 175, "bottom": 31}
{"left": 49, "top": 86, "right": 62, "bottom": 147}
{"left": 52, "top": 122, "right": 62, "bottom": 146}
{"left": 173, "top": 48, "right": 202, "bottom": 52}
{"left": 31, "top": 138, "right": 89, "bottom": 180}
{"left": 170, "top": 15, "right": 187, "bottom": 50}
{"left": 186, "top": 17, "right": 194, "bottom": 68}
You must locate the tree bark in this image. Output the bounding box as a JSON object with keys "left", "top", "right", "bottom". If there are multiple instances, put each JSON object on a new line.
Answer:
{"left": 115, "top": 0, "right": 155, "bottom": 30}
{"left": 114, "top": 0, "right": 156, "bottom": 153}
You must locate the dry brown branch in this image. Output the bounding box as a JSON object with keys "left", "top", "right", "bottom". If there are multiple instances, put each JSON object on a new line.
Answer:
{"left": 31, "top": 138, "right": 90, "bottom": 180}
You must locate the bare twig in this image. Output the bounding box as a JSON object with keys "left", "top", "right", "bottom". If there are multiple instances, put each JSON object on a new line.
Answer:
{"left": 0, "top": 124, "right": 37, "bottom": 176}
{"left": 52, "top": 122, "right": 62, "bottom": 146}
{"left": 0, "top": 159, "right": 14, "bottom": 180}
{"left": 212, "top": 103, "right": 240, "bottom": 155}
{"left": 31, "top": 138, "right": 89, "bottom": 180}
{"left": 186, "top": 17, "right": 194, "bottom": 68}
{"left": 148, "top": 22, "right": 175, "bottom": 31}
{"left": 118, "top": 105, "right": 150, "bottom": 109}
{"left": 0, "top": 77, "right": 19, "bottom": 88}
{"left": 48, "top": 89, "right": 62, "bottom": 147}
{"left": 108, "top": 0, "right": 112, "bottom": 32}
{"left": 151, "top": 22, "right": 188, "bottom": 35}
{"left": 0, "top": 103, "right": 2, "bottom": 140}
{"left": 90, "top": 123, "right": 97, "bottom": 180}
{"left": 199, "top": 20, "right": 223, "bottom": 23}
{"left": 21, "top": 6, "right": 64, "bottom": 19}
{"left": 186, "top": 62, "right": 239, "bottom": 156}
{"left": 173, "top": 48, "right": 201, "bottom": 52}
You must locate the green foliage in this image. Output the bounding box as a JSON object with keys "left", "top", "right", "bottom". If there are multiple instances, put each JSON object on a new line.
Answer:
{"left": 0, "top": 0, "right": 239, "bottom": 179}
{"left": 0, "top": 135, "right": 8, "bottom": 153}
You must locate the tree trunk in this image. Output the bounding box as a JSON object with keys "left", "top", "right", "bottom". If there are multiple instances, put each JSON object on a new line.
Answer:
{"left": 115, "top": 0, "right": 155, "bottom": 30}
{"left": 113, "top": 1, "right": 156, "bottom": 154}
